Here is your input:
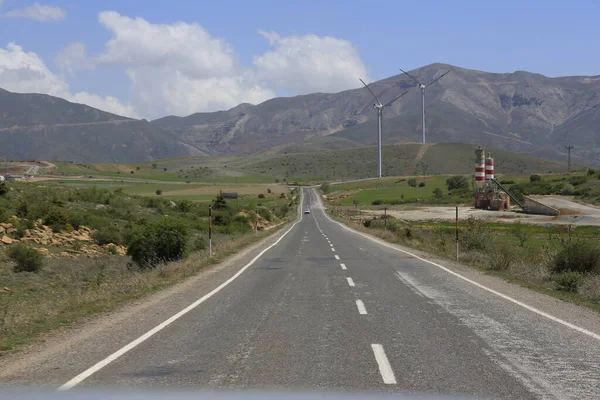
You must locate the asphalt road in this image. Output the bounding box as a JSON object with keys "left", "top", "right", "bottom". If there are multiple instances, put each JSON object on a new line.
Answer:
{"left": 3, "top": 188, "right": 600, "bottom": 399}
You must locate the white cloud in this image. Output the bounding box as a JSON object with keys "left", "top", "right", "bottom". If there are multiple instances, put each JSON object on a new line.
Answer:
{"left": 0, "top": 42, "right": 137, "bottom": 117}
{"left": 55, "top": 42, "right": 94, "bottom": 73}
{"left": 16, "top": 12, "right": 370, "bottom": 118}
{"left": 253, "top": 30, "right": 370, "bottom": 94}
{"left": 3, "top": 2, "right": 66, "bottom": 21}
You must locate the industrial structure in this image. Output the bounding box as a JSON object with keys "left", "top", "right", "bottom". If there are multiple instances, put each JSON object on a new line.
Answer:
{"left": 473, "top": 146, "right": 524, "bottom": 211}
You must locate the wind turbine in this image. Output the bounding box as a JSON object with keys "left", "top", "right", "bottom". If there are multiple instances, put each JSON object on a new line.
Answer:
{"left": 399, "top": 68, "right": 451, "bottom": 144}
{"left": 359, "top": 78, "right": 409, "bottom": 178}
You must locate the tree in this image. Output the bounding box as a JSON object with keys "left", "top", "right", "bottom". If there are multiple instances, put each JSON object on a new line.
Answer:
{"left": 130, "top": 171, "right": 135, "bottom": 174}
{"left": 511, "top": 220, "right": 530, "bottom": 247}
{"left": 127, "top": 218, "right": 190, "bottom": 269}
{"left": 7, "top": 244, "right": 44, "bottom": 273}
{"left": 213, "top": 195, "right": 228, "bottom": 210}
{"left": 258, "top": 193, "right": 265, "bottom": 199}
{"left": 152, "top": 163, "right": 158, "bottom": 169}
{"left": 433, "top": 187, "right": 444, "bottom": 199}
{"left": 407, "top": 178, "right": 417, "bottom": 187}
{"left": 136, "top": 166, "right": 141, "bottom": 171}
{"left": 0, "top": 182, "right": 8, "bottom": 196}
{"left": 267, "top": 188, "right": 272, "bottom": 194}
{"left": 163, "top": 167, "right": 168, "bottom": 171}
{"left": 156, "top": 189, "right": 162, "bottom": 195}
{"left": 446, "top": 175, "right": 469, "bottom": 191}
{"left": 530, "top": 174, "right": 542, "bottom": 182}
{"left": 321, "top": 183, "right": 330, "bottom": 194}
{"left": 418, "top": 182, "right": 426, "bottom": 187}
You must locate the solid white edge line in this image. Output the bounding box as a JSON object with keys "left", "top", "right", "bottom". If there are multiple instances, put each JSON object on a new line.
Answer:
{"left": 356, "top": 299, "right": 368, "bottom": 315}
{"left": 59, "top": 189, "right": 306, "bottom": 391}
{"left": 371, "top": 344, "right": 397, "bottom": 384}
{"left": 340, "top": 263, "right": 347, "bottom": 270}
{"left": 347, "top": 277, "right": 355, "bottom": 287}
{"left": 313, "top": 189, "right": 600, "bottom": 342}
{"left": 334, "top": 255, "right": 340, "bottom": 260}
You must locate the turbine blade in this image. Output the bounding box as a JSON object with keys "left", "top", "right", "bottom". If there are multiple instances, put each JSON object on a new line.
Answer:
{"left": 425, "top": 70, "right": 451, "bottom": 88}
{"left": 383, "top": 90, "right": 410, "bottom": 107}
{"left": 399, "top": 68, "right": 422, "bottom": 86}
{"left": 359, "top": 78, "right": 382, "bottom": 105}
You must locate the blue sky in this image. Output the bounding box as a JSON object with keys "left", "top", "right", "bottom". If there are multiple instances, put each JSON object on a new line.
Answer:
{"left": 1, "top": 0, "right": 599, "bottom": 118}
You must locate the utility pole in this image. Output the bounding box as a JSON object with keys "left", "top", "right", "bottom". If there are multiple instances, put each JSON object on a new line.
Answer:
{"left": 208, "top": 204, "right": 213, "bottom": 258}
{"left": 565, "top": 145, "right": 574, "bottom": 173}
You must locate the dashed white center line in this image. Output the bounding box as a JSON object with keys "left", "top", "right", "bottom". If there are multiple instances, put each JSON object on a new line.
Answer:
{"left": 334, "top": 255, "right": 340, "bottom": 260}
{"left": 329, "top": 243, "right": 333, "bottom": 247}
{"left": 356, "top": 299, "right": 367, "bottom": 315}
{"left": 331, "top": 248, "right": 336, "bottom": 252}
{"left": 340, "top": 263, "right": 347, "bottom": 270}
{"left": 371, "top": 344, "right": 397, "bottom": 384}
{"left": 347, "top": 277, "right": 355, "bottom": 287}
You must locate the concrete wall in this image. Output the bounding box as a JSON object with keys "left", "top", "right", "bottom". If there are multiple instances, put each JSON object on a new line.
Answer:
{"left": 524, "top": 196, "right": 560, "bottom": 216}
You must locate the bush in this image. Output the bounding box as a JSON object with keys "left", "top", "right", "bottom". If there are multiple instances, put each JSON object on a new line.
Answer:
{"left": 258, "top": 193, "right": 265, "bottom": 199}
{"left": 499, "top": 180, "right": 515, "bottom": 185}
{"left": 0, "top": 208, "right": 8, "bottom": 223}
{"left": 363, "top": 219, "right": 372, "bottom": 228}
{"left": 553, "top": 272, "right": 583, "bottom": 292}
{"left": 561, "top": 184, "right": 575, "bottom": 195}
{"left": 93, "top": 227, "right": 124, "bottom": 245}
{"left": 372, "top": 199, "right": 383, "bottom": 205}
{"left": 213, "top": 214, "right": 231, "bottom": 226}
{"left": 44, "top": 209, "right": 68, "bottom": 229}
{"left": 551, "top": 240, "right": 600, "bottom": 274}
{"left": 418, "top": 182, "right": 426, "bottom": 187}
{"left": 16, "top": 201, "right": 29, "bottom": 218}
{"left": 0, "top": 182, "right": 8, "bottom": 196}
{"left": 407, "top": 178, "right": 417, "bottom": 187}
{"left": 489, "top": 246, "right": 513, "bottom": 271}
{"left": 156, "top": 190, "right": 162, "bottom": 196}
{"left": 511, "top": 220, "right": 530, "bottom": 247}
{"left": 461, "top": 216, "right": 490, "bottom": 251}
{"left": 530, "top": 174, "right": 542, "bottom": 182}
{"left": 7, "top": 244, "right": 44, "bottom": 273}
{"left": 321, "top": 183, "right": 330, "bottom": 194}
{"left": 193, "top": 235, "right": 207, "bottom": 251}
{"left": 267, "top": 188, "right": 272, "bottom": 194}
{"left": 433, "top": 188, "right": 444, "bottom": 199}
{"left": 568, "top": 176, "right": 587, "bottom": 186}
{"left": 587, "top": 168, "right": 595, "bottom": 175}
{"left": 127, "top": 218, "right": 190, "bottom": 269}
{"left": 446, "top": 175, "right": 469, "bottom": 191}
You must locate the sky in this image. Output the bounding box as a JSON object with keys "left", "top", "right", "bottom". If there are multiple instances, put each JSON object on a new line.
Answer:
{"left": 1, "top": 0, "right": 599, "bottom": 119}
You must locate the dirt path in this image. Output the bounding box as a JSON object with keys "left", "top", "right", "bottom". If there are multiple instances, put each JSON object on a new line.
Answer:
{"left": 405, "top": 143, "right": 432, "bottom": 175}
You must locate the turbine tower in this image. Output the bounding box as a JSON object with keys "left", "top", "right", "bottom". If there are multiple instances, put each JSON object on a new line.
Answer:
{"left": 359, "top": 78, "right": 409, "bottom": 178}
{"left": 399, "top": 68, "right": 451, "bottom": 144}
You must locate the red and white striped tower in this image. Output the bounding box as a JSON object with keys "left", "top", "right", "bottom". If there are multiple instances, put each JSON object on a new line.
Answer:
{"left": 485, "top": 152, "right": 494, "bottom": 180}
{"left": 475, "top": 146, "right": 485, "bottom": 187}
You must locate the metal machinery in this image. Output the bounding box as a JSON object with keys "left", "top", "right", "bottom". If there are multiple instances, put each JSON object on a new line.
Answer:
{"left": 474, "top": 146, "right": 511, "bottom": 210}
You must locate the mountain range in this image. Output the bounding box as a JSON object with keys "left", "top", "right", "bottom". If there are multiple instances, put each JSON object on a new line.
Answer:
{"left": 1, "top": 63, "right": 600, "bottom": 163}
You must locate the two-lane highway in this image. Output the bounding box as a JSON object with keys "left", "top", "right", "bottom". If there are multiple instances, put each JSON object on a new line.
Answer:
{"left": 3, "top": 188, "right": 600, "bottom": 398}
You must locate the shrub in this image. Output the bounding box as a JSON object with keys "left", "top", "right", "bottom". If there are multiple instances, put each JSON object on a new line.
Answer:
{"left": 93, "top": 227, "right": 124, "bottom": 245}
{"left": 587, "top": 168, "right": 595, "bottom": 175}
{"left": 433, "top": 188, "right": 444, "bottom": 199}
{"left": 163, "top": 168, "right": 168, "bottom": 171}
{"left": 407, "top": 178, "right": 417, "bottom": 187}
{"left": 267, "top": 188, "right": 272, "bottom": 194}
{"left": 258, "top": 193, "right": 265, "bottom": 199}
{"left": 16, "top": 201, "right": 29, "bottom": 218}
{"left": 461, "top": 216, "right": 490, "bottom": 251}
{"left": 551, "top": 240, "right": 600, "bottom": 274}
{"left": 258, "top": 208, "right": 273, "bottom": 222}
{"left": 178, "top": 200, "right": 192, "bottom": 212}
{"left": 136, "top": 166, "right": 140, "bottom": 171}
{"left": 446, "top": 175, "right": 469, "bottom": 191}
{"left": 156, "top": 190, "right": 162, "bottom": 195}
{"left": 530, "top": 174, "right": 542, "bottom": 182}
{"left": 511, "top": 220, "right": 530, "bottom": 247}
{"left": 213, "top": 214, "right": 231, "bottom": 226}
{"left": 418, "top": 182, "right": 426, "bottom": 187}
{"left": 127, "top": 218, "right": 190, "bottom": 269}
{"left": 0, "top": 208, "right": 8, "bottom": 223}
{"left": 489, "top": 246, "right": 513, "bottom": 271}
{"left": 561, "top": 184, "right": 575, "bottom": 195}
{"left": 363, "top": 219, "right": 372, "bottom": 228}
{"left": 499, "top": 180, "right": 515, "bottom": 185}
{"left": 107, "top": 245, "right": 119, "bottom": 255}
{"left": 152, "top": 163, "right": 158, "bottom": 169}
{"left": 193, "top": 235, "right": 207, "bottom": 251}
{"left": 7, "top": 244, "right": 44, "bottom": 273}
{"left": 44, "top": 209, "right": 68, "bottom": 228}
{"left": 568, "top": 176, "right": 587, "bottom": 186}
{"left": 372, "top": 199, "right": 383, "bottom": 205}
{"left": 553, "top": 272, "right": 583, "bottom": 292}
{"left": 0, "top": 182, "right": 8, "bottom": 196}
{"left": 321, "top": 183, "right": 330, "bottom": 194}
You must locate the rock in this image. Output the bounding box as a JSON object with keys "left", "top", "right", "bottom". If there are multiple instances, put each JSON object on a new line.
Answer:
{"left": 168, "top": 201, "right": 177, "bottom": 208}
{"left": 95, "top": 204, "right": 107, "bottom": 210}
{"left": 37, "top": 248, "right": 49, "bottom": 256}
{"left": 24, "top": 229, "right": 31, "bottom": 237}
{"left": 59, "top": 251, "right": 71, "bottom": 257}
{"left": 9, "top": 215, "right": 18, "bottom": 222}
{"left": 6, "top": 228, "right": 16, "bottom": 234}
{"left": 0, "top": 223, "right": 13, "bottom": 230}
{"left": 35, "top": 219, "right": 43, "bottom": 226}
{"left": 1, "top": 235, "right": 14, "bottom": 244}
{"left": 0, "top": 226, "right": 4, "bottom": 234}
{"left": 1, "top": 287, "right": 11, "bottom": 292}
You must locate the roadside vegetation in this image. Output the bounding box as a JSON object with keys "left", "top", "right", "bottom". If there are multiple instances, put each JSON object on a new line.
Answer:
{"left": 325, "top": 200, "right": 600, "bottom": 312}
{"left": 0, "top": 181, "right": 299, "bottom": 354}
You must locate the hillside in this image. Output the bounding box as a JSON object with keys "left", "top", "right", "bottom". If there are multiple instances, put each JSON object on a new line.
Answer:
{"left": 152, "top": 64, "right": 600, "bottom": 163}
{"left": 0, "top": 89, "right": 206, "bottom": 163}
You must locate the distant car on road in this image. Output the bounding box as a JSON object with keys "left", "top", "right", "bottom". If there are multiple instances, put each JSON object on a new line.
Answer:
{"left": 304, "top": 209, "right": 310, "bottom": 214}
